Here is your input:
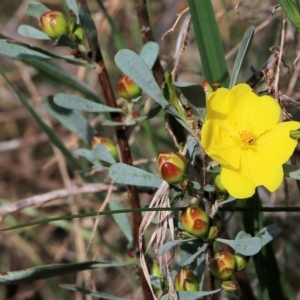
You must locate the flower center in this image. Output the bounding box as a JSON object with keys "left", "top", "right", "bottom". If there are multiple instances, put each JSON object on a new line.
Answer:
{"left": 238, "top": 130, "right": 255, "bottom": 149}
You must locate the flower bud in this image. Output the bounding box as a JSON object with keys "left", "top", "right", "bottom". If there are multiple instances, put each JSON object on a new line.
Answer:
{"left": 157, "top": 151, "right": 188, "bottom": 184}
{"left": 70, "top": 25, "right": 84, "bottom": 43}
{"left": 118, "top": 75, "right": 142, "bottom": 101}
{"left": 91, "top": 135, "right": 119, "bottom": 162}
{"left": 221, "top": 280, "right": 238, "bottom": 293}
{"left": 234, "top": 253, "right": 249, "bottom": 271}
{"left": 210, "top": 251, "right": 236, "bottom": 280}
{"left": 201, "top": 80, "right": 214, "bottom": 99}
{"left": 40, "top": 11, "right": 69, "bottom": 39}
{"left": 181, "top": 206, "right": 210, "bottom": 238}
{"left": 174, "top": 268, "right": 198, "bottom": 291}
{"left": 206, "top": 213, "right": 222, "bottom": 240}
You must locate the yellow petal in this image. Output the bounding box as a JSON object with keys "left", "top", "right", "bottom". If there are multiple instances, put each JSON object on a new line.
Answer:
{"left": 255, "top": 121, "right": 300, "bottom": 164}
{"left": 206, "top": 88, "right": 230, "bottom": 120}
{"left": 220, "top": 166, "right": 255, "bottom": 198}
{"left": 227, "top": 84, "right": 281, "bottom": 136}
{"left": 201, "top": 119, "right": 241, "bottom": 168}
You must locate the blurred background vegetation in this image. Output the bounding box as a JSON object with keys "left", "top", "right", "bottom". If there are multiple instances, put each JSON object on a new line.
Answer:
{"left": 0, "top": 0, "right": 300, "bottom": 299}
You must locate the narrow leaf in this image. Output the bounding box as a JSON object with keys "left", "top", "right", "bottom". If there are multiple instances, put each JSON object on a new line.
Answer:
{"left": 229, "top": 25, "right": 255, "bottom": 88}
{"left": 18, "top": 25, "right": 50, "bottom": 40}
{"left": 74, "top": 148, "right": 102, "bottom": 166}
{"left": 54, "top": 94, "right": 123, "bottom": 113}
{"left": 157, "top": 238, "right": 197, "bottom": 256}
{"left": 278, "top": 0, "right": 300, "bottom": 33}
{"left": 66, "top": 0, "right": 79, "bottom": 19}
{"left": 92, "top": 144, "right": 116, "bottom": 165}
{"left": 161, "top": 289, "right": 221, "bottom": 300}
{"left": 0, "top": 69, "right": 82, "bottom": 171}
{"left": 43, "top": 96, "right": 95, "bottom": 144}
{"left": 256, "top": 225, "right": 282, "bottom": 248}
{"left": 109, "top": 163, "right": 163, "bottom": 187}
{"left": 61, "top": 285, "right": 127, "bottom": 300}
{"left": 182, "top": 244, "right": 207, "bottom": 266}
{"left": 0, "top": 261, "right": 134, "bottom": 284}
{"left": 26, "top": 2, "right": 49, "bottom": 19}
{"left": 188, "top": 0, "right": 229, "bottom": 86}
{"left": 109, "top": 201, "right": 133, "bottom": 242}
{"left": 78, "top": 4, "right": 98, "bottom": 60}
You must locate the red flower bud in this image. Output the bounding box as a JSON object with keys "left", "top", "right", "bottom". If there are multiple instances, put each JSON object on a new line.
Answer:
{"left": 234, "top": 253, "right": 249, "bottom": 271}
{"left": 40, "top": 11, "right": 69, "bottom": 39}
{"left": 91, "top": 135, "right": 119, "bottom": 162}
{"left": 174, "top": 268, "right": 198, "bottom": 291}
{"left": 181, "top": 206, "right": 210, "bottom": 238}
{"left": 210, "top": 251, "right": 236, "bottom": 280}
{"left": 221, "top": 280, "right": 238, "bottom": 293}
{"left": 118, "top": 75, "right": 142, "bottom": 101}
{"left": 157, "top": 151, "right": 188, "bottom": 184}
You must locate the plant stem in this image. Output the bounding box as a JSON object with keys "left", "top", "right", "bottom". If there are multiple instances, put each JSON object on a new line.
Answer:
{"left": 77, "top": 1, "right": 152, "bottom": 299}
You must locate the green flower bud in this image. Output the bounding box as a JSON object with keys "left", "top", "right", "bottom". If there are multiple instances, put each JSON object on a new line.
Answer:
{"left": 210, "top": 251, "right": 236, "bottom": 280}
{"left": 206, "top": 213, "right": 222, "bottom": 240}
{"left": 181, "top": 206, "right": 210, "bottom": 238}
{"left": 221, "top": 280, "right": 238, "bottom": 293}
{"left": 234, "top": 253, "right": 249, "bottom": 271}
{"left": 40, "top": 11, "right": 69, "bottom": 39}
{"left": 174, "top": 268, "right": 198, "bottom": 291}
{"left": 91, "top": 135, "right": 119, "bottom": 162}
{"left": 157, "top": 151, "right": 188, "bottom": 184}
{"left": 118, "top": 75, "right": 142, "bottom": 101}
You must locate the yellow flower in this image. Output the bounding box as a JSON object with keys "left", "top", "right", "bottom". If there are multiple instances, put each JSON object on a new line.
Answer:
{"left": 201, "top": 84, "right": 300, "bottom": 198}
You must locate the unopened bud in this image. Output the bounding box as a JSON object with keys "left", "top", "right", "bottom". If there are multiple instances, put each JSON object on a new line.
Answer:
{"left": 157, "top": 151, "right": 188, "bottom": 184}
{"left": 174, "top": 268, "right": 198, "bottom": 291}
{"left": 210, "top": 251, "right": 236, "bottom": 280}
{"left": 234, "top": 253, "right": 249, "bottom": 271}
{"left": 118, "top": 75, "right": 142, "bottom": 101}
{"left": 206, "top": 213, "right": 222, "bottom": 240}
{"left": 40, "top": 11, "right": 69, "bottom": 39}
{"left": 181, "top": 206, "right": 210, "bottom": 238}
{"left": 221, "top": 280, "right": 238, "bottom": 293}
{"left": 201, "top": 80, "right": 214, "bottom": 99}
{"left": 91, "top": 135, "right": 119, "bottom": 162}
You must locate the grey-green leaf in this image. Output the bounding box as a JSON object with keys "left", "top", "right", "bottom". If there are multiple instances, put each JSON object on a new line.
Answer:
{"left": 283, "top": 163, "right": 300, "bottom": 180}
{"left": 18, "top": 25, "right": 51, "bottom": 40}
{"left": 182, "top": 244, "right": 207, "bottom": 266}
{"left": 26, "top": 2, "right": 49, "bottom": 19}
{"left": 109, "top": 201, "right": 133, "bottom": 242}
{"left": 66, "top": 0, "right": 79, "bottom": 19}
{"left": 0, "top": 261, "right": 134, "bottom": 284}
{"left": 256, "top": 225, "right": 282, "bottom": 248}
{"left": 161, "top": 289, "right": 221, "bottom": 300}
{"left": 43, "top": 96, "right": 95, "bottom": 144}
{"left": 61, "top": 285, "right": 127, "bottom": 300}
{"left": 216, "top": 237, "right": 262, "bottom": 256}
{"left": 54, "top": 94, "right": 122, "bottom": 113}
{"left": 109, "top": 163, "right": 163, "bottom": 188}
{"left": 139, "top": 41, "right": 159, "bottom": 70}
{"left": 92, "top": 144, "right": 116, "bottom": 165}
{"left": 74, "top": 148, "right": 102, "bottom": 166}
{"left": 229, "top": 25, "right": 255, "bottom": 89}
{"left": 157, "top": 238, "right": 197, "bottom": 256}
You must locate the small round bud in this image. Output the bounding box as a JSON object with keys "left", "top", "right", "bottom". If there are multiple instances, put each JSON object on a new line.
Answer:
{"left": 118, "top": 75, "right": 142, "bottom": 101}
{"left": 210, "top": 251, "right": 236, "bottom": 280}
{"left": 221, "top": 280, "right": 238, "bottom": 293}
{"left": 157, "top": 151, "right": 188, "bottom": 184}
{"left": 206, "top": 213, "right": 222, "bottom": 240}
{"left": 174, "top": 268, "right": 198, "bottom": 292}
{"left": 40, "top": 11, "right": 69, "bottom": 39}
{"left": 181, "top": 206, "right": 210, "bottom": 238}
{"left": 91, "top": 135, "right": 119, "bottom": 162}
{"left": 234, "top": 253, "right": 249, "bottom": 271}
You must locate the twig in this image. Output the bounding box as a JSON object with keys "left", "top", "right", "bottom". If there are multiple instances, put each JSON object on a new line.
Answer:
{"left": 273, "top": 17, "right": 286, "bottom": 98}
{"left": 0, "top": 184, "right": 116, "bottom": 222}
{"left": 161, "top": 7, "right": 190, "bottom": 40}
